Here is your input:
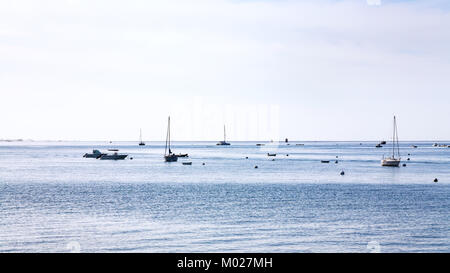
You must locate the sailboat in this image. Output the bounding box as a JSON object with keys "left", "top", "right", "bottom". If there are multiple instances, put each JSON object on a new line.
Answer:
{"left": 139, "top": 129, "right": 145, "bottom": 146}
{"left": 381, "top": 116, "right": 401, "bottom": 167}
{"left": 216, "top": 125, "right": 231, "bottom": 146}
{"left": 164, "top": 116, "right": 178, "bottom": 162}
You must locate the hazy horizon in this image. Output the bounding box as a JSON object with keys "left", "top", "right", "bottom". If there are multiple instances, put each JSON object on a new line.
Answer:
{"left": 2, "top": 138, "right": 450, "bottom": 142}
{"left": 1, "top": 0, "right": 450, "bottom": 141}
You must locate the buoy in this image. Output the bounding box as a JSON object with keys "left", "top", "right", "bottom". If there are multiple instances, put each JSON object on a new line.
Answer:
{"left": 202, "top": 163, "right": 205, "bottom": 165}
{"left": 286, "top": 154, "right": 289, "bottom": 156}
{"left": 336, "top": 156, "right": 338, "bottom": 158}
{"left": 254, "top": 165, "right": 258, "bottom": 169}
{"left": 402, "top": 164, "right": 406, "bottom": 167}
{"left": 335, "top": 160, "right": 338, "bottom": 164}
{"left": 407, "top": 158, "right": 410, "bottom": 161}
{"left": 245, "top": 157, "right": 248, "bottom": 159}
{"left": 340, "top": 171, "right": 345, "bottom": 176}
{"left": 130, "top": 157, "right": 133, "bottom": 160}
{"left": 272, "top": 159, "right": 275, "bottom": 161}
{"left": 434, "top": 178, "right": 438, "bottom": 183}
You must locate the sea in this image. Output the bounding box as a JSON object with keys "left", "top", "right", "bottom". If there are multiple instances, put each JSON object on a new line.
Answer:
{"left": 0, "top": 141, "right": 449, "bottom": 252}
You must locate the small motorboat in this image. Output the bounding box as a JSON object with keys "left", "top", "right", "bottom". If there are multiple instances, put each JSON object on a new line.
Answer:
{"left": 256, "top": 143, "right": 265, "bottom": 146}
{"left": 321, "top": 160, "right": 330, "bottom": 163}
{"left": 99, "top": 149, "right": 128, "bottom": 160}
{"left": 83, "top": 149, "right": 105, "bottom": 159}
{"left": 267, "top": 153, "right": 276, "bottom": 157}
{"left": 432, "top": 143, "right": 438, "bottom": 147}
{"left": 375, "top": 144, "right": 382, "bottom": 148}
{"left": 176, "top": 153, "right": 189, "bottom": 158}
{"left": 182, "top": 162, "right": 192, "bottom": 165}
{"left": 412, "top": 145, "right": 418, "bottom": 148}
{"left": 380, "top": 141, "right": 387, "bottom": 145}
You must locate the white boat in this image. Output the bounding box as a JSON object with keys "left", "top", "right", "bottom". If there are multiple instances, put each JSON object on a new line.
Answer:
{"left": 217, "top": 125, "right": 230, "bottom": 146}
{"left": 381, "top": 116, "right": 401, "bottom": 167}
{"left": 164, "top": 116, "right": 178, "bottom": 162}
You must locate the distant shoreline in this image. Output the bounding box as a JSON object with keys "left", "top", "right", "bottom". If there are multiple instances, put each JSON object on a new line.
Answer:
{"left": 1, "top": 140, "right": 450, "bottom": 143}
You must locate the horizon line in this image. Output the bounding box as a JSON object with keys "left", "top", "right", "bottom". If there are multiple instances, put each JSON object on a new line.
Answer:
{"left": 1, "top": 139, "right": 450, "bottom": 143}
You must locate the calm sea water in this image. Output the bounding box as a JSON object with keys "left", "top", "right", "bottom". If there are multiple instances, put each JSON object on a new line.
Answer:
{"left": 0, "top": 141, "right": 449, "bottom": 252}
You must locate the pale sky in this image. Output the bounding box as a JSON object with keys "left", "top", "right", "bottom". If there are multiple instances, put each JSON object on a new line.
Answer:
{"left": 1, "top": 0, "right": 449, "bottom": 141}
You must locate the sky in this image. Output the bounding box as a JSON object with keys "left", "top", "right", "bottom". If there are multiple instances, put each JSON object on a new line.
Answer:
{"left": 1, "top": 0, "right": 449, "bottom": 141}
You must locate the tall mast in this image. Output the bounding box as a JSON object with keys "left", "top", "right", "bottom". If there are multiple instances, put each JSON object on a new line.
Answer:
{"left": 165, "top": 117, "right": 170, "bottom": 155}
{"left": 168, "top": 116, "right": 171, "bottom": 153}
{"left": 395, "top": 116, "right": 400, "bottom": 158}
{"left": 224, "top": 125, "right": 226, "bottom": 142}
{"left": 392, "top": 116, "right": 395, "bottom": 158}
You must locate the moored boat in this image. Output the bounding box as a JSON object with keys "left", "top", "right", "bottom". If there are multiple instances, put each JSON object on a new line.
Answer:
{"left": 381, "top": 116, "right": 401, "bottom": 167}
{"left": 164, "top": 116, "right": 178, "bottom": 162}
{"left": 139, "top": 128, "right": 145, "bottom": 146}
{"left": 83, "top": 149, "right": 105, "bottom": 159}
{"left": 99, "top": 149, "right": 128, "bottom": 160}
{"left": 217, "top": 125, "right": 231, "bottom": 146}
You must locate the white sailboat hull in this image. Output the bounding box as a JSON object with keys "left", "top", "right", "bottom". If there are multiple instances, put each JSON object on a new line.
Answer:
{"left": 381, "top": 158, "right": 401, "bottom": 167}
